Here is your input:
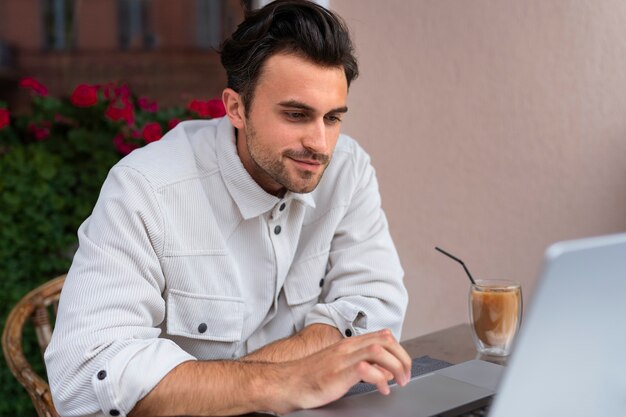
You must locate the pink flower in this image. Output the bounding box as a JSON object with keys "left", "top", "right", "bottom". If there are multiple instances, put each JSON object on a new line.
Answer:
{"left": 105, "top": 98, "right": 135, "bottom": 124}
{"left": 138, "top": 97, "right": 158, "bottom": 113}
{"left": 0, "top": 108, "right": 10, "bottom": 129}
{"left": 70, "top": 84, "right": 98, "bottom": 107}
{"left": 19, "top": 77, "right": 49, "bottom": 96}
{"left": 141, "top": 122, "right": 163, "bottom": 143}
{"left": 113, "top": 133, "right": 139, "bottom": 155}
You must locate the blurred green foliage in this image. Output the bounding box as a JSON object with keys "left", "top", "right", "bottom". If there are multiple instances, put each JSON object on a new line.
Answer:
{"left": 0, "top": 81, "right": 223, "bottom": 416}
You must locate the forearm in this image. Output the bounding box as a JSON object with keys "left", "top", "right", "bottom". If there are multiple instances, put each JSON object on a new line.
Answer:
{"left": 129, "top": 359, "right": 281, "bottom": 417}
{"left": 243, "top": 323, "right": 343, "bottom": 363}
{"left": 131, "top": 329, "right": 412, "bottom": 417}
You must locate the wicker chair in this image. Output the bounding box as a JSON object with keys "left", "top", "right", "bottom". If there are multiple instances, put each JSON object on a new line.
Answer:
{"left": 2, "top": 274, "right": 65, "bottom": 417}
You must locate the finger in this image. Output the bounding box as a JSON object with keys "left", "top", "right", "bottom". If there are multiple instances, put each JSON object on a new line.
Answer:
{"left": 374, "top": 329, "right": 413, "bottom": 381}
{"left": 327, "top": 329, "right": 412, "bottom": 382}
{"left": 355, "top": 360, "right": 391, "bottom": 395}
{"left": 354, "top": 342, "right": 410, "bottom": 386}
{"left": 338, "top": 329, "right": 406, "bottom": 359}
{"left": 357, "top": 329, "right": 412, "bottom": 383}
{"left": 374, "top": 364, "right": 394, "bottom": 381}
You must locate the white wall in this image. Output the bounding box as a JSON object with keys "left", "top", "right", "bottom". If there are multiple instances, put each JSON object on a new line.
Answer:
{"left": 330, "top": 0, "right": 626, "bottom": 340}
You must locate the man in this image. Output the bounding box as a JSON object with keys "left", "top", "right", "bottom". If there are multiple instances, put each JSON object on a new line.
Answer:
{"left": 45, "top": 1, "right": 410, "bottom": 416}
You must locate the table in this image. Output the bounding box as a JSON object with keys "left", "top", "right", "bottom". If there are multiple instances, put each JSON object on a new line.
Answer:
{"left": 402, "top": 323, "right": 509, "bottom": 366}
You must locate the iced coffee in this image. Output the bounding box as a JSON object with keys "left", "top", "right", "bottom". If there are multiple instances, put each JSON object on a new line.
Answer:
{"left": 469, "top": 280, "right": 522, "bottom": 356}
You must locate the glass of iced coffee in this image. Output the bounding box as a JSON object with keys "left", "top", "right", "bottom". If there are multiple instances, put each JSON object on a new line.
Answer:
{"left": 469, "top": 280, "right": 522, "bottom": 356}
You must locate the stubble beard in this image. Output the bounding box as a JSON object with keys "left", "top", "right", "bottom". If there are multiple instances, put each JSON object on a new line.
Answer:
{"left": 245, "top": 122, "right": 330, "bottom": 194}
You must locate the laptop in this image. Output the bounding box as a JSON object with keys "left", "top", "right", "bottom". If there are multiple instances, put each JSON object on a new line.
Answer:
{"left": 287, "top": 232, "right": 626, "bottom": 417}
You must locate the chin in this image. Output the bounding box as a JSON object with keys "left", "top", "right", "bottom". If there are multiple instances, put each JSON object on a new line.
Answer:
{"left": 287, "top": 179, "right": 321, "bottom": 194}
{"left": 281, "top": 168, "right": 325, "bottom": 194}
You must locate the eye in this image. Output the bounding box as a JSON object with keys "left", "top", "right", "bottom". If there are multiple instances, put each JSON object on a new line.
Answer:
{"left": 285, "top": 112, "right": 306, "bottom": 121}
{"left": 324, "top": 114, "right": 343, "bottom": 125}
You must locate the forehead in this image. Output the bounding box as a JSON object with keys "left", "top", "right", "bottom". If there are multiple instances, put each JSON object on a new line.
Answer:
{"left": 253, "top": 53, "right": 348, "bottom": 110}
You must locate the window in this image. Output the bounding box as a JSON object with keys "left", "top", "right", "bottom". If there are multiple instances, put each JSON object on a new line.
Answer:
{"left": 41, "top": 0, "right": 75, "bottom": 50}
{"left": 195, "top": 0, "right": 222, "bottom": 50}
{"left": 118, "top": 0, "right": 155, "bottom": 49}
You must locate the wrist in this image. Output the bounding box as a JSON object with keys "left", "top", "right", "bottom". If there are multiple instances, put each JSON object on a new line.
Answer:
{"left": 248, "top": 361, "right": 294, "bottom": 415}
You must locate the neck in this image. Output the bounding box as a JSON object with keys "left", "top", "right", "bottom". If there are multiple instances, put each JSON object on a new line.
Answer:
{"left": 235, "top": 128, "right": 286, "bottom": 197}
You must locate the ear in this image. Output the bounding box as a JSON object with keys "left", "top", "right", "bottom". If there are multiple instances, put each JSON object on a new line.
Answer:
{"left": 222, "top": 88, "right": 245, "bottom": 129}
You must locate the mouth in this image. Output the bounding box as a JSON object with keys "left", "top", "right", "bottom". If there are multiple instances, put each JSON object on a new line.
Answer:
{"left": 288, "top": 157, "right": 324, "bottom": 170}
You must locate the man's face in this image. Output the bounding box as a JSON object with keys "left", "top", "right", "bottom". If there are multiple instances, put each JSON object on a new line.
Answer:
{"left": 235, "top": 53, "right": 348, "bottom": 195}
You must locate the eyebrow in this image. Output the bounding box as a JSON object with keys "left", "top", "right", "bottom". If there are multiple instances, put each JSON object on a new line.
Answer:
{"left": 278, "top": 100, "right": 348, "bottom": 114}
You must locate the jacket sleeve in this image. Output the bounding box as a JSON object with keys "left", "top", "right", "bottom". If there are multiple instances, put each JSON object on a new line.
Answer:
{"left": 44, "top": 165, "right": 196, "bottom": 417}
{"left": 303, "top": 152, "right": 408, "bottom": 340}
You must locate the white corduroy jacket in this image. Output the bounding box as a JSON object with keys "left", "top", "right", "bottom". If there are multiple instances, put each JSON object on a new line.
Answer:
{"left": 44, "top": 117, "right": 407, "bottom": 417}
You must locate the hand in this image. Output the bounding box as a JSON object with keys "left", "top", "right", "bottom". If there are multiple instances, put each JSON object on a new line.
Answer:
{"left": 272, "top": 329, "right": 412, "bottom": 414}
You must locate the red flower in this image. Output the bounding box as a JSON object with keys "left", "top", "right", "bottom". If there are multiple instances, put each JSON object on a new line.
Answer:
{"left": 105, "top": 98, "right": 135, "bottom": 124}
{"left": 167, "top": 118, "right": 181, "bottom": 130}
{"left": 141, "top": 122, "right": 163, "bottom": 143}
{"left": 113, "top": 133, "right": 139, "bottom": 155}
{"left": 102, "top": 83, "right": 116, "bottom": 101}
{"left": 101, "top": 83, "right": 131, "bottom": 102}
{"left": 187, "top": 98, "right": 225, "bottom": 118}
{"left": 54, "top": 113, "right": 77, "bottom": 126}
{"left": 115, "top": 84, "right": 131, "bottom": 99}
{"left": 70, "top": 84, "right": 98, "bottom": 107}
{"left": 28, "top": 121, "right": 52, "bottom": 141}
{"left": 19, "top": 77, "right": 49, "bottom": 96}
{"left": 0, "top": 108, "right": 10, "bottom": 130}
{"left": 187, "top": 99, "right": 207, "bottom": 116}
{"left": 206, "top": 98, "right": 226, "bottom": 118}
{"left": 138, "top": 97, "right": 158, "bottom": 113}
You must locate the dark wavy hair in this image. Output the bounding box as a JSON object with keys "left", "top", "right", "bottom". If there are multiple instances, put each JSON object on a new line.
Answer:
{"left": 219, "top": 0, "right": 359, "bottom": 113}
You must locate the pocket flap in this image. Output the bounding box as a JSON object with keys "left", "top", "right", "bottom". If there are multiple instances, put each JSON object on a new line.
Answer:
{"left": 167, "top": 289, "right": 244, "bottom": 342}
{"left": 284, "top": 253, "right": 328, "bottom": 305}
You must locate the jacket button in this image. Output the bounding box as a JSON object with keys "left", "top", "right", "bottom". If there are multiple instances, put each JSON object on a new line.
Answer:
{"left": 97, "top": 370, "right": 107, "bottom": 380}
{"left": 198, "top": 323, "right": 207, "bottom": 333}
{"left": 345, "top": 329, "right": 353, "bottom": 337}
{"left": 279, "top": 203, "right": 286, "bottom": 211}
{"left": 319, "top": 278, "right": 324, "bottom": 287}
{"left": 274, "top": 225, "right": 282, "bottom": 235}
{"left": 109, "top": 410, "right": 120, "bottom": 416}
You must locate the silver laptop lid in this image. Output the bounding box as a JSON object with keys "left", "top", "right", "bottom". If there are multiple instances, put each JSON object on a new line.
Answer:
{"left": 489, "top": 232, "right": 626, "bottom": 417}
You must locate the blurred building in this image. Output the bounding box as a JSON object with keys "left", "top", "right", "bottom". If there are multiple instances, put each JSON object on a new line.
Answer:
{"left": 0, "top": 0, "right": 247, "bottom": 107}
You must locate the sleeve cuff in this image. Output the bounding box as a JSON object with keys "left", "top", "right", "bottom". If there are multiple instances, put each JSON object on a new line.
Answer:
{"left": 304, "top": 301, "right": 368, "bottom": 338}
{"left": 91, "top": 339, "right": 197, "bottom": 417}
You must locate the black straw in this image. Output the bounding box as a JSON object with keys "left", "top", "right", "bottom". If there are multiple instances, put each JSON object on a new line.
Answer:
{"left": 435, "top": 247, "right": 476, "bottom": 285}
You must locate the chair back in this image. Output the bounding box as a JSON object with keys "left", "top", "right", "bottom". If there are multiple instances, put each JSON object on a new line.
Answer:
{"left": 2, "top": 274, "right": 65, "bottom": 417}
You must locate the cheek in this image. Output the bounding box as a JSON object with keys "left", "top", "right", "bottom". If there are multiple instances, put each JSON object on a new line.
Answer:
{"left": 270, "top": 126, "right": 304, "bottom": 149}
{"left": 250, "top": 129, "right": 294, "bottom": 158}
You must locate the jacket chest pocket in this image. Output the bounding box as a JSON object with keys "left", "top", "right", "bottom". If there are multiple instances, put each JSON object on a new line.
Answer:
{"left": 283, "top": 252, "right": 328, "bottom": 331}
{"left": 166, "top": 289, "right": 244, "bottom": 342}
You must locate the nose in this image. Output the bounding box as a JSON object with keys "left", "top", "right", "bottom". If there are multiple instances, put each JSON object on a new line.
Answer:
{"left": 302, "top": 118, "right": 328, "bottom": 155}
